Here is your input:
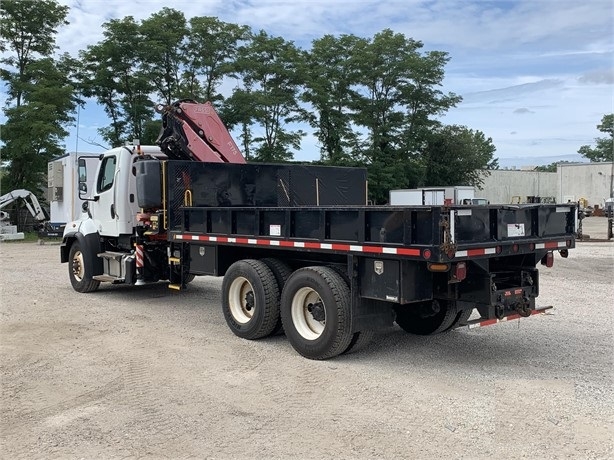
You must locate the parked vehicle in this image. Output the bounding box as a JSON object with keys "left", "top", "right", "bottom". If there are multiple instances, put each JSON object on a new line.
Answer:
{"left": 44, "top": 153, "right": 99, "bottom": 237}
{"left": 60, "top": 101, "right": 578, "bottom": 359}
{"left": 390, "top": 186, "right": 480, "bottom": 205}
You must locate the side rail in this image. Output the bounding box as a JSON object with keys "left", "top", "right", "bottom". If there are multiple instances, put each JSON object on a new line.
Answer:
{"left": 174, "top": 204, "right": 576, "bottom": 263}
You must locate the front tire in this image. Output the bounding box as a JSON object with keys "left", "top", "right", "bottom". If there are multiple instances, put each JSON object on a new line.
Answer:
{"left": 222, "top": 260, "right": 280, "bottom": 340}
{"left": 68, "top": 241, "right": 100, "bottom": 293}
{"left": 281, "top": 266, "right": 353, "bottom": 360}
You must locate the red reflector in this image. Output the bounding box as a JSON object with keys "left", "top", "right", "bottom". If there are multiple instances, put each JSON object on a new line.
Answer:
{"left": 496, "top": 245, "right": 502, "bottom": 254}
{"left": 566, "top": 239, "right": 572, "bottom": 248}
{"left": 423, "top": 249, "right": 432, "bottom": 260}
{"left": 529, "top": 243, "right": 535, "bottom": 251}
{"left": 455, "top": 262, "right": 467, "bottom": 281}
{"left": 541, "top": 252, "right": 554, "bottom": 267}
{"left": 512, "top": 244, "right": 519, "bottom": 253}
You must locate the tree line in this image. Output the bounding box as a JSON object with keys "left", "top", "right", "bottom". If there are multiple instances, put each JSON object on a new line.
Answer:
{"left": 11, "top": 1, "right": 610, "bottom": 205}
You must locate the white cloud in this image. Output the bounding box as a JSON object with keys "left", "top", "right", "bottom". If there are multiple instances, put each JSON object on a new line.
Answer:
{"left": 39, "top": 0, "right": 613, "bottom": 164}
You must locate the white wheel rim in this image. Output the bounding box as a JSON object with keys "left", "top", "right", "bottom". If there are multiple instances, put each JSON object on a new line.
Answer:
{"left": 72, "top": 251, "right": 85, "bottom": 282}
{"left": 291, "top": 287, "right": 325, "bottom": 340}
{"left": 228, "top": 276, "right": 255, "bottom": 324}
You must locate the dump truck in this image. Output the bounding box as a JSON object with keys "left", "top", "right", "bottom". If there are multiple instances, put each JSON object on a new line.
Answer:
{"left": 60, "top": 100, "right": 578, "bottom": 359}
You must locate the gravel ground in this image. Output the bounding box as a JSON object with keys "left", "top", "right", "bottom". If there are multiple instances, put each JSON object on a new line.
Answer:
{"left": 1, "top": 217, "right": 612, "bottom": 459}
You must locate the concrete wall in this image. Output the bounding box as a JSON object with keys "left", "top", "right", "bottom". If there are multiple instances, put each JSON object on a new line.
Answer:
{"left": 478, "top": 162, "right": 614, "bottom": 207}
{"left": 478, "top": 170, "right": 557, "bottom": 204}
{"left": 557, "top": 162, "right": 614, "bottom": 208}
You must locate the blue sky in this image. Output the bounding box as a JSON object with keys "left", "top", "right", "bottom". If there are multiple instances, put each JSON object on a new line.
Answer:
{"left": 51, "top": 0, "right": 613, "bottom": 167}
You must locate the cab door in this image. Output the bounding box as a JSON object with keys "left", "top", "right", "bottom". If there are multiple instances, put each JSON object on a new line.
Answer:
{"left": 93, "top": 154, "right": 119, "bottom": 236}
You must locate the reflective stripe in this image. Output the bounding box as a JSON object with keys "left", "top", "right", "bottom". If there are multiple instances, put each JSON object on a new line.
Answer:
{"left": 172, "top": 234, "right": 567, "bottom": 260}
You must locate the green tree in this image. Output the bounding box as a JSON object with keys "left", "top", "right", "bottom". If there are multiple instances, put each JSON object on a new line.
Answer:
{"left": 0, "top": 0, "right": 73, "bottom": 195}
{"left": 533, "top": 161, "right": 576, "bottom": 172}
{"left": 222, "top": 85, "right": 257, "bottom": 160}
{"left": 302, "top": 34, "right": 365, "bottom": 165}
{"left": 419, "top": 125, "right": 498, "bottom": 189}
{"left": 0, "top": 0, "right": 68, "bottom": 106}
{"left": 139, "top": 8, "right": 188, "bottom": 106}
{"left": 182, "top": 17, "right": 250, "bottom": 102}
{"left": 578, "top": 114, "right": 614, "bottom": 162}
{"left": 78, "top": 16, "right": 154, "bottom": 146}
{"left": 350, "top": 29, "right": 461, "bottom": 203}
{"left": 533, "top": 163, "right": 557, "bottom": 172}
{"left": 233, "top": 30, "right": 306, "bottom": 162}
{"left": 1, "top": 56, "right": 77, "bottom": 191}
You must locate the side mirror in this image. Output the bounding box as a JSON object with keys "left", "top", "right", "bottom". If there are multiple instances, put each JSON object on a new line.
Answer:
{"left": 78, "top": 158, "right": 88, "bottom": 199}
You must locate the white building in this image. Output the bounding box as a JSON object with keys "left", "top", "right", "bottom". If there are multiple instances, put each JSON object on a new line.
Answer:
{"left": 478, "top": 162, "right": 614, "bottom": 207}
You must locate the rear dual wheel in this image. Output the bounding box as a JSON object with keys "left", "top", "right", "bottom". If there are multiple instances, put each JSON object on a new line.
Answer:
{"left": 222, "top": 260, "right": 280, "bottom": 340}
{"left": 281, "top": 266, "right": 354, "bottom": 360}
{"left": 395, "top": 300, "right": 471, "bottom": 335}
{"left": 261, "top": 258, "right": 292, "bottom": 335}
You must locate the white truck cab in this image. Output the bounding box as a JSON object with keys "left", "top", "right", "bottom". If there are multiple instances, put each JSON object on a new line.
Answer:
{"left": 76, "top": 145, "right": 164, "bottom": 238}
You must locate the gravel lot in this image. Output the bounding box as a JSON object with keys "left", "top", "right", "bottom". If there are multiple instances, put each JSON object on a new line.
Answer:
{"left": 1, "top": 217, "right": 612, "bottom": 459}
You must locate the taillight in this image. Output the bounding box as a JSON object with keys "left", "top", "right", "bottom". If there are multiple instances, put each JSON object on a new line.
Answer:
{"left": 541, "top": 252, "right": 554, "bottom": 267}
{"left": 455, "top": 262, "right": 467, "bottom": 281}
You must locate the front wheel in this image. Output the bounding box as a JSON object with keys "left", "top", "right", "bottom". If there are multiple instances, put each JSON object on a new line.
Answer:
{"left": 68, "top": 241, "right": 100, "bottom": 293}
{"left": 281, "top": 266, "right": 353, "bottom": 360}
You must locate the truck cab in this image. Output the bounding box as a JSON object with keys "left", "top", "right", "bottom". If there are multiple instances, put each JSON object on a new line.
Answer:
{"left": 81, "top": 145, "right": 164, "bottom": 238}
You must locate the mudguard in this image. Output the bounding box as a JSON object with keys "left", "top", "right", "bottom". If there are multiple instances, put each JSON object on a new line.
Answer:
{"left": 60, "top": 219, "right": 103, "bottom": 277}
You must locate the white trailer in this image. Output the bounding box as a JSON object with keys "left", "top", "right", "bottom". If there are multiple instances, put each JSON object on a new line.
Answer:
{"left": 46, "top": 153, "right": 99, "bottom": 236}
{"left": 446, "top": 186, "right": 475, "bottom": 205}
{"left": 389, "top": 189, "right": 423, "bottom": 205}
{"left": 390, "top": 186, "right": 475, "bottom": 206}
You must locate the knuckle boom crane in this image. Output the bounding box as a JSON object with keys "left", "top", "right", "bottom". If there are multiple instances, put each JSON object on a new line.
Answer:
{"left": 59, "top": 100, "right": 578, "bottom": 359}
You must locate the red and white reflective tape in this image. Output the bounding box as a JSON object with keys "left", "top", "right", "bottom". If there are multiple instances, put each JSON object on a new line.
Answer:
{"left": 135, "top": 244, "right": 144, "bottom": 268}
{"left": 535, "top": 241, "right": 567, "bottom": 250}
{"left": 466, "top": 307, "right": 552, "bottom": 329}
{"left": 173, "top": 233, "right": 422, "bottom": 257}
{"left": 455, "top": 247, "right": 498, "bottom": 257}
{"left": 172, "top": 233, "right": 568, "bottom": 259}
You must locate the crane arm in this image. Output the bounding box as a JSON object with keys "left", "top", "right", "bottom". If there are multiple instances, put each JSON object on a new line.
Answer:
{"left": 155, "top": 100, "right": 246, "bottom": 164}
{"left": 0, "top": 189, "right": 49, "bottom": 221}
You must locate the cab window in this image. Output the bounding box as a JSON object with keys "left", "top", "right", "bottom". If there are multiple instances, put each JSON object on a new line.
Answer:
{"left": 97, "top": 156, "right": 117, "bottom": 193}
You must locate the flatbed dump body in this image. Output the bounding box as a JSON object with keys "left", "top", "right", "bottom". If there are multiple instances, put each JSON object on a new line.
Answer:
{"left": 61, "top": 100, "right": 578, "bottom": 359}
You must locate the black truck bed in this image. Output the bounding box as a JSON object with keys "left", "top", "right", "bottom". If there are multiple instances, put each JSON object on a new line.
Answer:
{"left": 171, "top": 204, "right": 576, "bottom": 263}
